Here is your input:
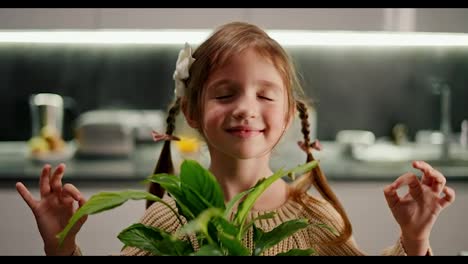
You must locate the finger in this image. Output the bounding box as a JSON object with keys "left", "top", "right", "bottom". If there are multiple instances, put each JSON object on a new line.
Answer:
{"left": 413, "top": 161, "right": 446, "bottom": 193}
{"left": 384, "top": 173, "right": 422, "bottom": 205}
{"left": 60, "top": 194, "right": 75, "bottom": 208}
{"left": 75, "top": 195, "right": 88, "bottom": 227}
{"left": 78, "top": 196, "right": 87, "bottom": 207}
{"left": 50, "top": 163, "right": 66, "bottom": 194}
{"left": 439, "top": 186, "right": 456, "bottom": 209}
{"left": 405, "top": 173, "right": 423, "bottom": 200}
{"left": 392, "top": 172, "right": 424, "bottom": 201}
{"left": 383, "top": 182, "right": 400, "bottom": 209}
{"left": 16, "top": 182, "right": 38, "bottom": 211}
{"left": 39, "top": 164, "right": 51, "bottom": 198}
{"left": 62, "top": 184, "right": 83, "bottom": 202}
{"left": 413, "top": 160, "right": 432, "bottom": 186}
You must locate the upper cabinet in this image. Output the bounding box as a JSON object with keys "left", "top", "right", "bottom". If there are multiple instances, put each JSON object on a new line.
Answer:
{"left": 0, "top": 8, "right": 467, "bottom": 33}
{"left": 414, "top": 8, "right": 468, "bottom": 33}
{"left": 98, "top": 8, "right": 247, "bottom": 29}
{"left": 0, "top": 8, "right": 99, "bottom": 29}
{"left": 247, "top": 8, "right": 386, "bottom": 31}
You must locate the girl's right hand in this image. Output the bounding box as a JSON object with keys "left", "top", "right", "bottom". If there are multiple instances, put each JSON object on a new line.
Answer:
{"left": 16, "top": 163, "right": 88, "bottom": 256}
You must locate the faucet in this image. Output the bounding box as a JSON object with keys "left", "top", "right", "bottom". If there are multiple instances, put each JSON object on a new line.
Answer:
{"left": 430, "top": 78, "right": 452, "bottom": 161}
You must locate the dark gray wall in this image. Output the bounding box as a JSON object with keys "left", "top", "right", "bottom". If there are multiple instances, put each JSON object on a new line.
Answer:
{"left": 1, "top": 44, "right": 467, "bottom": 141}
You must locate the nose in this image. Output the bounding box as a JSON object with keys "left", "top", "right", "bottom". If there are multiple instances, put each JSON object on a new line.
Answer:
{"left": 232, "top": 95, "right": 258, "bottom": 120}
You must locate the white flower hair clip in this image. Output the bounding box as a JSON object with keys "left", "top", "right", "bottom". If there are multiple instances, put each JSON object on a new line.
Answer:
{"left": 173, "top": 42, "right": 196, "bottom": 97}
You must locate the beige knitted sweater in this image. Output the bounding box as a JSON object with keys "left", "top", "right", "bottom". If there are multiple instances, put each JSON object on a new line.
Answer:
{"left": 73, "top": 190, "right": 413, "bottom": 256}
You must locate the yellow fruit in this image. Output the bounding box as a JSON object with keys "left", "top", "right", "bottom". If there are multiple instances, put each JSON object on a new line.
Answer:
{"left": 40, "top": 125, "right": 59, "bottom": 138}
{"left": 175, "top": 137, "right": 200, "bottom": 154}
{"left": 28, "top": 136, "right": 50, "bottom": 154}
{"left": 44, "top": 134, "right": 65, "bottom": 152}
{"left": 31, "top": 126, "right": 66, "bottom": 153}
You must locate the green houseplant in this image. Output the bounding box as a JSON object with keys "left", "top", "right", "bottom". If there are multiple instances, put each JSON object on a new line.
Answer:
{"left": 57, "top": 159, "right": 327, "bottom": 256}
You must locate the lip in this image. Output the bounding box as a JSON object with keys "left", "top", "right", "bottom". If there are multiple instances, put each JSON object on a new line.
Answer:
{"left": 225, "top": 126, "right": 264, "bottom": 139}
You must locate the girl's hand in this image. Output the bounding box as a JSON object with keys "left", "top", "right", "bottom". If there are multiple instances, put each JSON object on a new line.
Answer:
{"left": 383, "top": 160, "right": 455, "bottom": 255}
{"left": 16, "top": 163, "right": 88, "bottom": 256}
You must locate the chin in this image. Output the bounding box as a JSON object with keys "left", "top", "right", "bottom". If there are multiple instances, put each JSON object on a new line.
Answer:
{"left": 231, "top": 149, "right": 271, "bottom": 160}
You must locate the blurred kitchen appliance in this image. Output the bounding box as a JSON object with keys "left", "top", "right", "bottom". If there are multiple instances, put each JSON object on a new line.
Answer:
{"left": 74, "top": 109, "right": 165, "bottom": 158}
{"left": 29, "top": 93, "right": 64, "bottom": 139}
{"left": 336, "top": 130, "right": 376, "bottom": 157}
{"left": 336, "top": 130, "right": 376, "bottom": 146}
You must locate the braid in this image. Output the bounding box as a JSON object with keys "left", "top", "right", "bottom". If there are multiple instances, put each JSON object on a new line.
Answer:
{"left": 297, "top": 100, "right": 314, "bottom": 162}
{"left": 146, "top": 97, "right": 181, "bottom": 208}
{"left": 293, "top": 100, "right": 352, "bottom": 245}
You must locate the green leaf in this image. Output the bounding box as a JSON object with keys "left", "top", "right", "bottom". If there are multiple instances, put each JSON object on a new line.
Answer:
{"left": 241, "top": 212, "right": 276, "bottom": 237}
{"left": 180, "top": 182, "right": 216, "bottom": 216}
{"left": 224, "top": 188, "right": 253, "bottom": 219}
{"left": 180, "top": 160, "right": 225, "bottom": 209}
{"left": 288, "top": 160, "right": 320, "bottom": 177}
{"left": 190, "top": 245, "right": 224, "bottom": 256}
{"left": 177, "top": 207, "right": 250, "bottom": 256}
{"left": 233, "top": 160, "right": 318, "bottom": 237}
{"left": 118, "top": 223, "right": 192, "bottom": 256}
{"left": 147, "top": 174, "right": 195, "bottom": 220}
{"left": 57, "top": 190, "right": 165, "bottom": 246}
{"left": 252, "top": 219, "right": 310, "bottom": 256}
{"left": 233, "top": 168, "right": 285, "bottom": 235}
{"left": 276, "top": 248, "right": 316, "bottom": 256}
{"left": 177, "top": 207, "right": 224, "bottom": 238}
{"left": 144, "top": 173, "right": 180, "bottom": 185}
{"left": 217, "top": 231, "right": 250, "bottom": 256}
{"left": 212, "top": 217, "right": 240, "bottom": 238}
{"left": 207, "top": 217, "right": 248, "bottom": 255}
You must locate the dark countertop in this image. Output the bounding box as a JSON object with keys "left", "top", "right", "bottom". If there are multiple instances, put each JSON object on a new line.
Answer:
{"left": 1, "top": 141, "right": 467, "bottom": 186}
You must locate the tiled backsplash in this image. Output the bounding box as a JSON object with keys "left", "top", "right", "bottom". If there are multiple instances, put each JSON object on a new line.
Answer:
{"left": 1, "top": 43, "right": 467, "bottom": 141}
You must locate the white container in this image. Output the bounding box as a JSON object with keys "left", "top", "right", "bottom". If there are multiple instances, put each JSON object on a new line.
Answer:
{"left": 29, "top": 93, "right": 64, "bottom": 139}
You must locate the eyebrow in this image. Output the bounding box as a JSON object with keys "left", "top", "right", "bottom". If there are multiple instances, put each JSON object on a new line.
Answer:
{"left": 207, "top": 79, "right": 235, "bottom": 91}
{"left": 207, "top": 79, "right": 283, "bottom": 93}
{"left": 256, "top": 80, "right": 283, "bottom": 93}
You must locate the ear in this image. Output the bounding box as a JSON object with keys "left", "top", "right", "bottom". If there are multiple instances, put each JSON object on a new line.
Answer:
{"left": 181, "top": 98, "right": 199, "bottom": 129}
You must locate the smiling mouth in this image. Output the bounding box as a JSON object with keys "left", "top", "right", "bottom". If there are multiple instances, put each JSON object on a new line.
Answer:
{"left": 225, "top": 128, "right": 264, "bottom": 138}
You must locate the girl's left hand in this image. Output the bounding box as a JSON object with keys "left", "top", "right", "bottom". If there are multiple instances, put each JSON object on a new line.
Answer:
{"left": 383, "top": 161, "right": 455, "bottom": 252}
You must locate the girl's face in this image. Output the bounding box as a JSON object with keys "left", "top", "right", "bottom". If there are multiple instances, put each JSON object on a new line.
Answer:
{"left": 198, "top": 48, "right": 290, "bottom": 160}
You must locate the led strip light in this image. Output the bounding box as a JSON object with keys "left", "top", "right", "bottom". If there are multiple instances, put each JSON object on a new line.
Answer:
{"left": 1, "top": 29, "right": 468, "bottom": 46}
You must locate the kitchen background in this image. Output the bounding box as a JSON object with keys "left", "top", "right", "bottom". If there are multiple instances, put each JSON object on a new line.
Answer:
{"left": 0, "top": 8, "right": 467, "bottom": 256}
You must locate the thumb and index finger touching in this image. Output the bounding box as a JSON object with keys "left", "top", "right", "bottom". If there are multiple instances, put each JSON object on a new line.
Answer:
{"left": 16, "top": 163, "right": 85, "bottom": 210}
{"left": 384, "top": 160, "right": 455, "bottom": 209}
{"left": 383, "top": 172, "right": 423, "bottom": 209}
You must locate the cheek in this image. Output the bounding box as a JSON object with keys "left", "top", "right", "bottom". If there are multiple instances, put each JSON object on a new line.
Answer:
{"left": 265, "top": 106, "right": 288, "bottom": 134}
{"left": 268, "top": 103, "right": 288, "bottom": 121}
{"left": 202, "top": 104, "right": 226, "bottom": 126}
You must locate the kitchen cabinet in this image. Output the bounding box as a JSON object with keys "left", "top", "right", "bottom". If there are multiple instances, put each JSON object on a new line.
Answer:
{"left": 0, "top": 8, "right": 99, "bottom": 29}
{"left": 247, "top": 8, "right": 387, "bottom": 31}
{"left": 414, "top": 8, "right": 468, "bottom": 33}
{"left": 98, "top": 8, "right": 388, "bottom": 31}
{"left": 98, "top": 8, "right": 247, "bottom": 29}
{"left": 1, "top": 8, "right": 467, "bottom": 34}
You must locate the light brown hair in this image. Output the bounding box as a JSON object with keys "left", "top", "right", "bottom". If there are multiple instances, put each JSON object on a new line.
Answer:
{"left": 147, "top": 21, "right": 352, "bottom": 245}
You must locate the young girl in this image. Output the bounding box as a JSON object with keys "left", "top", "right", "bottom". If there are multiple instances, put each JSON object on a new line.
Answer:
{"left": 16, "top": 21, "right": 455, "bottom": 256}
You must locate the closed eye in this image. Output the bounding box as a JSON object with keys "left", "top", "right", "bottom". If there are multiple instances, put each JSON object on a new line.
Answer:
{"left": 215, "top": 95, "right": 233, "bottom": 100}
{"left": 258, "top": 95, "right": 274, "bottom": 101}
